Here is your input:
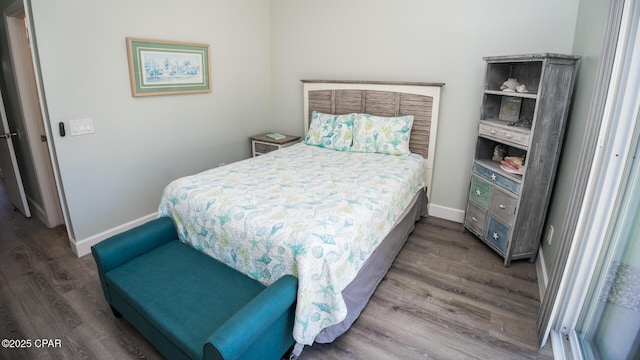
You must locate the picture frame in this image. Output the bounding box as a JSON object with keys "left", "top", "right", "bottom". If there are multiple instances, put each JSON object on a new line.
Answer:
{"left": 498, "top": 96, "right": 522, "bottom": 122}
{"left": 126, "top": 38, "right": 211, "bottom": 97}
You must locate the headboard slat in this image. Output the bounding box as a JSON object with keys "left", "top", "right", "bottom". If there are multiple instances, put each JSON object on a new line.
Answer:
{"left": 308, "top": 90, "right": 333, "bottom": 120}
{"left": 335, "top": 90, "right": 364, "bottom": 114}
{"left": 364, "top": 91, "right": 398, "bottom": 118}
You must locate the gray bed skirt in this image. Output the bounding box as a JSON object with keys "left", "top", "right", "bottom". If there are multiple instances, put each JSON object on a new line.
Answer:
{"left": 314, "top": 188, "right": 427, "bottom": 343}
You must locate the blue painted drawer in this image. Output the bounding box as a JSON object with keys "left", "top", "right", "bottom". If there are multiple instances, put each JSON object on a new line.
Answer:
{"left": 485, "top": 217, "right": 510, "bottom": 254}
{"left": 473, "top": 163, "right": 520, "bottom": 194}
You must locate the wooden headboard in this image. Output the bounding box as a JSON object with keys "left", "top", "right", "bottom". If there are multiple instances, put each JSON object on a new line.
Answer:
{"left": 302, "top": 80, "right": 444, "bottom": 201}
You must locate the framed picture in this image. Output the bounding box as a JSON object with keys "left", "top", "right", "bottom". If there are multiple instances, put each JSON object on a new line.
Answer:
{"left": 498, "top": 96, "right": 522, "bottom": 122}
{"left": 126, "top": 38, "right": 211, "bottom": 97}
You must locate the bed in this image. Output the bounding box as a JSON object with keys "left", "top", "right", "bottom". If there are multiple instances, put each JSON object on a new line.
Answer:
{"left": 158, "top": 80, "right": 443, "bottom": 355}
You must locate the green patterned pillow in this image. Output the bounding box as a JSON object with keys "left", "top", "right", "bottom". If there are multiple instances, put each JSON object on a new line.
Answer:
{"left": 304, "top": 112, "right": 353, "bottom": 151}
{"left": 351, "top": 114, "right": 414, "bottom": 155}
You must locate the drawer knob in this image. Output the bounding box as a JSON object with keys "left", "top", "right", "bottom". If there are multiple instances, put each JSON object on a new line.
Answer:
{"left": 490, "top": 129, "right": 497, "bottom": 134}
{"left": 499, "top": 204, "right": 506, "bottom": 209}
{"left": 475, "top": 189, "right": 482, "bottom": 196}
{"left": 491, "top": 174, "right": 497, "bottom": 181}
{"left": 471, "top": 216, "right": 478, "bottom": 222}
{"left": 492, "top": 232, "right": 499, "bottom": 240}
{"left": 506, "top": 133, "right": 512, "bottom": 138}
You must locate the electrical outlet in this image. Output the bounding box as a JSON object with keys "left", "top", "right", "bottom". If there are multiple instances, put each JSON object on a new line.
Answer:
{"left": 547, "top": 225, "right": 554, "bottom": 245}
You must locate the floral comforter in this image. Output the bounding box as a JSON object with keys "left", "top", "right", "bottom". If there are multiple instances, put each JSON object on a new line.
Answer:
{"left": 158, "top": 143, "right": 426, "bottom": 345}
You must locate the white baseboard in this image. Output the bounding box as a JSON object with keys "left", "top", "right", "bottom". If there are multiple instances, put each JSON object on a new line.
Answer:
{"left": 71, "top": 212, "right": 158, "bottom": 257}
{"left": 428, "top": 203, "right": 465, "bottom": 223}
{"left": 536, "top": 246, "right": 549, "bottom": 300}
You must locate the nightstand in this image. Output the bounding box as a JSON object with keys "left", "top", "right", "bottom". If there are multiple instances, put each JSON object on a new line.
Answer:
{"left": 250, "top": 133, "right": 301, "bottom": 157}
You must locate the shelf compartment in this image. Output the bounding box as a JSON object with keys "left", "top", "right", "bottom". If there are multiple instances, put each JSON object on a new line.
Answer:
{"left": 481, "top": 93, "right": 536, "bottom": 130}
{"left": 484, "top": 61, "right": 542, "bottom": 94}
{"left": 474, "top": 137, "right": 527, "bottom": 179}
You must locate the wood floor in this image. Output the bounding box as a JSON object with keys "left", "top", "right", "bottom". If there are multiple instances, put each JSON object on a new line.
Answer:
{"left": 0, "top": 184, "right": 552, "bottom": 360}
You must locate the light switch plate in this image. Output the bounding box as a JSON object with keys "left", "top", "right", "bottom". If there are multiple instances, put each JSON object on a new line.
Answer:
{"left": 69, "top": 118, "right": 94, "bottom": 136}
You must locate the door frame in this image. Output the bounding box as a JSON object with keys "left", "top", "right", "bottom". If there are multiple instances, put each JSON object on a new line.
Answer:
{"left": 3, "top": 0, "right": 68, "bottom": 230}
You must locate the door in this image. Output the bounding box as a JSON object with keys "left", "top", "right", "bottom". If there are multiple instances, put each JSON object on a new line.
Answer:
{"left": 577, "top": 181, "right": 640, "bottom": 358}
{"left": 566, "top": 107, "right": 640, "bottom": 359}
{"left": 4, "top": 3, "right": 63, "bottom": 227}
{"left": 0, "top": 89, "right": 31, "bottom": 217}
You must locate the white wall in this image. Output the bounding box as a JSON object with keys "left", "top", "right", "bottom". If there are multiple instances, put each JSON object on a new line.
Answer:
{"left": 269, "top": 0, "right": 579, "bottom": 217}
{"left": 24, "top": 0, "right": 584, "bottom": 255}
{"left": 29, "top": 0, "right": 272, "bottom": 249}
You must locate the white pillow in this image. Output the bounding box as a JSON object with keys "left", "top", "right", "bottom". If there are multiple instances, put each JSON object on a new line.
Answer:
{"left": 351, "top": 114, "right": 414, "bottom": 155}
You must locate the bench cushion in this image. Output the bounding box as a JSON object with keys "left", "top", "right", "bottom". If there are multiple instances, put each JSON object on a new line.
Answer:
{"left": 105, "top": 240, "right": 266, "bottom": 360}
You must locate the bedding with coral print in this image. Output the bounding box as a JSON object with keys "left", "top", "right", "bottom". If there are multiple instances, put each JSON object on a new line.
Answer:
{"left": 304, "top": 111, "right": 353, "bottom": 151}
{"left": 351, "top": 114, "right": 414, "bottom": 155}
{"left": 158, "top": 143, "right": 425, "bottom": 345}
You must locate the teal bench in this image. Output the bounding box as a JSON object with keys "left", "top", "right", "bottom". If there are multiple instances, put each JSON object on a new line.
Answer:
{"left": 91, "top": 217, "right": 297, "bottom": 360}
